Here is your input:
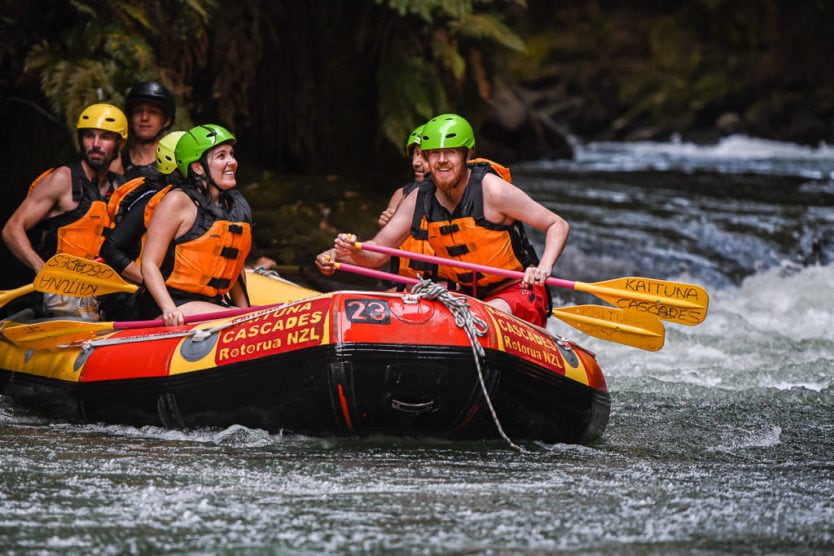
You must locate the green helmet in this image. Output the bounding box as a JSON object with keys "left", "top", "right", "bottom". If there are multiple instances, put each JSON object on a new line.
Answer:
{"left": 419, "top": 114, "right": 475, "bottom": 151}
{"left": 155, "top": 131, "right": 186, "bottom": 175}
{"left": 175, "top": 124, "right": 236, "bottom": 177}
{"left": 405, "top": 125, "right": 424, "bottom": 155}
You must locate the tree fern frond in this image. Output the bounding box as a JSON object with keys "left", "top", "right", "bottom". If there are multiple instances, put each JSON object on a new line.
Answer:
{"left": 454, "top": 13, "right": 526, "bottom": 52}
{"left": 118, "top": 5, "right": 153, "bottom": 32}
{"left": 69, "top": 1, "right": 96, "bottom": 18}
{"left": 436, "top": 0, "right": 474, "bottom": 19}
{"left": 377, "top": 56, "right": 448, "bottom": 149}
{"left": 183, "top": 0, "right": 215, "bottom": 24}
{"left": 431, "top": 30, "right": 466, "bottom": 82}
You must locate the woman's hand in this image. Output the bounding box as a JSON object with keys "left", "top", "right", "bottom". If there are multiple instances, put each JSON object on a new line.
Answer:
{"left": 162, "top": 308, "right": 184, "bottom": 327}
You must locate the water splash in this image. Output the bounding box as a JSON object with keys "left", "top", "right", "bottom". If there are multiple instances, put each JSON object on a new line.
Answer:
{"left": 522, "top": 134, "right": 834, "bottom": 178}
{"left": 549, "top": 263, "right": 834, "bottom": 394}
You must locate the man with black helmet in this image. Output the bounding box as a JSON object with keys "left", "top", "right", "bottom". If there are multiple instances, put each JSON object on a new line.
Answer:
{"left": 112, "top": 80, "right": 176, "bottom": 180}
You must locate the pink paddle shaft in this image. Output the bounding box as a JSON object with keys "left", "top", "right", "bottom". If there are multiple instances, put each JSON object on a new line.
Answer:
{"left": 113, "top": 305, "right": 269, "bottom": 330}
{"left": 355, "top": 242, "right": 575, "bottom": 289}
{"left": 335, "top": 262, "right": 420, "bottom": 286}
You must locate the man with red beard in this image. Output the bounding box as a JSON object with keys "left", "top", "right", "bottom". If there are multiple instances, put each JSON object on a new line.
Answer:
{"left": 316, "top": 113, "right": 569, "bottom": 326}
{"left": 2, "top": 103, "right": 127, "bottom": 318}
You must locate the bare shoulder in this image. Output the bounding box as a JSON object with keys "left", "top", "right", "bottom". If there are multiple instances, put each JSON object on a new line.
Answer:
{"left": 17, "top": 166, "right": 76, "bottom": 219}
{"left": 29, "top": 166, "right": 73, "bottom": 198}
{"left": 481, "top": 172, "right": 532, "bottom": 222}
{"left": 482, "top": 172, "right": 525, "bottom": 201}
{"left": 481, "top": 172, "right": 561, "bottom": 231}
{"left": 156, "top": 188, "right": 194, "bottom": 210}
{"left": 387, "top": 187, "right": 405, "bottom": 209}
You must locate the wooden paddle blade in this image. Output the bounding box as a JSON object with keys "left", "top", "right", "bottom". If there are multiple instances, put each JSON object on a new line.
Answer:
{"left": 0, "top": 284, "right": 35, "bottom": 308}
{"left": 551, "top": 305, "right": 665, "bottom": 351}
{"left": 34, "top": 254, "right": 138, "bottom": 297}
{"left": 2, "top": 320, "right": 114, "bottom": 349}
{"left": 576, "top": 277, "right": 709, "bottom": 326}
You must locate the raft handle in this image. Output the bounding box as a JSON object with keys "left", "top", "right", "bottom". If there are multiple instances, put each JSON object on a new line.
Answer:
{"left": 390, "top": 398, "right": 437, "bottom": 414}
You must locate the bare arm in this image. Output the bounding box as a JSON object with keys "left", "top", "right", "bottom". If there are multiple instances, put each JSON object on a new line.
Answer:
{"left": 227, "top": 272, "right": 249, "bottom": 308}
{"left": 316, "top": 188, "right": 417, "bottom": 275}
{"left": 378, "top": 187, "right": 405, "bottom": 228}
{"left": 100, "top": 204, "right": 148, "bottom": 284}
{"left": 482, "top": 173, "right": 570, "bottom": 285}
{"left": 140, "top": 190, "right": 195, "bottom": 325}
{"left": 2, "top": 167, "right": 73, "bottom": 273}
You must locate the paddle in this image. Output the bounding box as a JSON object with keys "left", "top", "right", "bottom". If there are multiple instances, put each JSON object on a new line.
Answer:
{"left": 333, "top": 261, "right": 665, "bottom": 351}
{"left": 550, "top": 304, "right": 664, "bottom": 351}
{"left": 0, "top": 253, "right": 141, "bottom": 310}
{"left": 352, "top": 242, "right": 709, "bottom": 326}
{"left": 2, "top": 254, "right": 322, "bottom": 348}
{"left": 34, "top": 253, "right": 138, "bottom": 297}
{"left": 0, "top": 284, "right": 36, "bottom": 308}
{"left": 1, "top": 254, "right": 136, "bottom": 310}
{"left": 2, "top": 305, "right": 265, "bottom": 349}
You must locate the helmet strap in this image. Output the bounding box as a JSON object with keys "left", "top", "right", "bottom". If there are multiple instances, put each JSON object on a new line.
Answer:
{"left": 199, "top": 153, "right": 224, "bottom": 195}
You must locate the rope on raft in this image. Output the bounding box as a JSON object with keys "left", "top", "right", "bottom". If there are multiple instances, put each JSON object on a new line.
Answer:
{"left": 408, "top": 279, "right": 524, "bottom": 453}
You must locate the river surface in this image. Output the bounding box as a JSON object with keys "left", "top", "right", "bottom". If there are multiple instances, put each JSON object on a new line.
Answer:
{"left": 2, "top": 135, "right": 833, "bottom": 554}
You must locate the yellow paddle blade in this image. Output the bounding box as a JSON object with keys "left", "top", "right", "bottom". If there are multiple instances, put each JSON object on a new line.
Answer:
{"left": 2, "top": 320, "right": 115, "bottom": 349}
{"left": 576, "top": 277, "right": 709, "bottom": 326}
{"left": 245, "top": 269, "right": 320, "bottom": 305}
{"left": 34, "top": 254, "right": 137, "bottom": 297}
{"left": 0, "top": 284, "right": 35, "bottom": 308}
{"left": 551, "top": 305, "right": 665, "bottom": 351}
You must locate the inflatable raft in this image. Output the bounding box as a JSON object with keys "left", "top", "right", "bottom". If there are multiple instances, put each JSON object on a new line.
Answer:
{"left": 0, "top": 270, "right": 610, "bottom": 445}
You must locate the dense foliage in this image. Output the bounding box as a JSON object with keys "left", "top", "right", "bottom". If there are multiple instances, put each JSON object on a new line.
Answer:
{"left": 2, "top": 0, "right": 832, "bottom": 286}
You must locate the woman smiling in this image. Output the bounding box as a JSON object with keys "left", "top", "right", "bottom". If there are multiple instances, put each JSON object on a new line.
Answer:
{"left": 138, "top": 124, "right": 252, "bottom": 326}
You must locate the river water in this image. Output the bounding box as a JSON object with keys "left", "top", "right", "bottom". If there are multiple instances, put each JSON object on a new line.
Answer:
{"left": 2, "top": 135, "right": 833, "bottom": 554}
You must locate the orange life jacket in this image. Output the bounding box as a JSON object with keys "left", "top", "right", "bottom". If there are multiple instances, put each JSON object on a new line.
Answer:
{"left": 143, "top": 186, "right": 172, "bottom": 228}
{"left": 30, "top": 162, "right": 124, "bottom": 260}
{"left": 396, "top": 159, "right": 514, "bottom": 283}
{"left": 133, "top": 185, "right": 173, "bottom": 267}
{"left": 469, "top": 157, "right": 511, "bottom": 183}
{"left": 410, "top": 162, "right": 540, "bottom": 297}
{"left": 163, "top": 187, "right": 253, "bottom": 297}
{"left": 107, "top": 176, "right": 147, "bottom": 225}
{"left": 386, "top": 181, "right": 437, "bottom": 282}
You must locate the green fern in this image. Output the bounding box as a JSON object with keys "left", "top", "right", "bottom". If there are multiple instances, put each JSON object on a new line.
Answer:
{"left": 377, "top": 56, "right": 448, "bottom": 149}
{"left": 25, "top": 1, "right": 213, "bottom": 136}
{"left": 455, "top": 12, "right": 526, "bottom": 52}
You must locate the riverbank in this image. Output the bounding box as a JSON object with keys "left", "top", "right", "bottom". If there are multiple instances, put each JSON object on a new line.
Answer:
{"left": 475, "top": 2, "right": 834, "bottom": 165}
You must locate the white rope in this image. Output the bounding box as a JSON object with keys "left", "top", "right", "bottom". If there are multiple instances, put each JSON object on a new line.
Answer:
{"left": 409, "top": 280, "right": 524, "bottom": 452}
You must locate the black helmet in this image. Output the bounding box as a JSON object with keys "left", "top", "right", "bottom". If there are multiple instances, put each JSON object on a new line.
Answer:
{"left": 125, "top": 80, "right": 176, "bottom": 123}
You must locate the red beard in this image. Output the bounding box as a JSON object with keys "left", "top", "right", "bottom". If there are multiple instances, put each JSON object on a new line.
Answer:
{"left": 432, "top": 165, "right": 466, "bottom": 195}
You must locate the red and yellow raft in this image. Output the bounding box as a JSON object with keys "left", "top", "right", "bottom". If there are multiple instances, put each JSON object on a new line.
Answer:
{"left": 0, "top": 271, "right": 609, "bottom": 444}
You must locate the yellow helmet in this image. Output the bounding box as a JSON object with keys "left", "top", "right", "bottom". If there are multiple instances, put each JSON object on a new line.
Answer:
{"left": 156, "top": 131, "right": 186, "bottom": 174}
{"left": 76, "top": 103, "right": 128, "bottom": 141}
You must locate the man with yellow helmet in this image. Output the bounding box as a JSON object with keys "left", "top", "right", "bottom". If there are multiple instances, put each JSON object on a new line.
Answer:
{"left": 2, "top": 102, "right": 128, "bottom": 318}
